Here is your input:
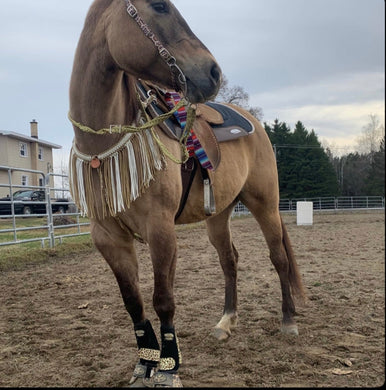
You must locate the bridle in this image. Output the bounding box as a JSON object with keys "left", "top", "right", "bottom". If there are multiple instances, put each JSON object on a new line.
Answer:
{"left": 68, "top": 0, "right": 196, "bottom": 218}
{"left": 69, "top": 0, "right": 196, "bottom": 170}
{"left": 124, "top": 0, "right": 187, "bottom": 97}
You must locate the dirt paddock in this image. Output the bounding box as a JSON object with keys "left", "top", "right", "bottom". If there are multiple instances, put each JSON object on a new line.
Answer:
{"left": 1, "top": 211, "right": 384, "bottom": 388}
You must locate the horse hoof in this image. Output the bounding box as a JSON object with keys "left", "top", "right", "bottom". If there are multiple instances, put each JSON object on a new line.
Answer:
{"left": 129, "top": 376, "right": 154, "bottom": 388}
{"left": 281, "top": 323, "right": 299, "bottom": 336}
{"left": 153, "top": 371, "right": 183, "bottom": 387}
{"left": 213, "top": 326, "right": 231, "bottom": 341}
{"left": 129, "top": 363, "right": 156, "bottom": 388}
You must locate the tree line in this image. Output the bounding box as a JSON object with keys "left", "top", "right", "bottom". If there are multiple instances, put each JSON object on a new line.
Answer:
{"left": 216, "top": 77, "right": 385, "bottom": 199}
{"left": 264, "top": 118, "right": 385, "bottom": 198}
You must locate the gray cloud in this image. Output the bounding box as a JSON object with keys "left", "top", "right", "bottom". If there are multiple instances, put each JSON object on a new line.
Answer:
{"left": 0, "top": 0, "right": 384, "bottom": 165}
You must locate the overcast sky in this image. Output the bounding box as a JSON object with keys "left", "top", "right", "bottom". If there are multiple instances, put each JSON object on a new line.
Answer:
{"left": 0, "top": 0, "right": 384, "bottom": 168}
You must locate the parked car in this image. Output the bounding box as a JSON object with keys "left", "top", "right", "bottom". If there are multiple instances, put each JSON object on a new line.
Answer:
{"left": 0, "top": 190, "right": 69, "bottom": 216}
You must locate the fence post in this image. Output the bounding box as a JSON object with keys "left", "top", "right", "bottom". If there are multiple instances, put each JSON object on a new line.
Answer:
{"left": 45, "top": 174, "right": 55, "bottom": 248}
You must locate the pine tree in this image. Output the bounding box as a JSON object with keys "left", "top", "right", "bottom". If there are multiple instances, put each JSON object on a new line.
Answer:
{"left": 265, "top": 120, "right": 339, "bottom": 198}
{"left": 341, "top": 153, "right": 370, "bottom": 196}
{"left": 364, "top": 136, "right": 385, "bottom": 196}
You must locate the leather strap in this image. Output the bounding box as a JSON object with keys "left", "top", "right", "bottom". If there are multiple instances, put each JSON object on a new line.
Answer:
{"left": 175, "top": 157, "right": 197, "bottom": 221}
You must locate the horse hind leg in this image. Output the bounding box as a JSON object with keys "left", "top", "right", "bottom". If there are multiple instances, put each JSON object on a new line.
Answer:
{"left": 240, "top": 198, "right": 306, "bottom": 335}
{"left": 206, "top": 204, "right": 239, "bottom": 341}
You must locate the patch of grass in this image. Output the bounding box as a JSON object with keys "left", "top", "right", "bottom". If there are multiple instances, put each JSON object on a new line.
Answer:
{"left": 0, "top": 216, "right": 94, "bottom": 272}
{"left": 0, "top": 234, "right": 95, "bottom": 272}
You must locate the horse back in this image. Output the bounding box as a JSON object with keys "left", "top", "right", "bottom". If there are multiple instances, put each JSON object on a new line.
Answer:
{"left": 175, "top": 107, "right": 278, "bottom": 224}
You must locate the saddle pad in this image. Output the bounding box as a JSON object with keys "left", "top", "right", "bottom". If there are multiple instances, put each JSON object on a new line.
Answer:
{"left": 204, "top": 102, "right": 255, "bottom": 142}
{"left": 137, "top": 81, "right": 182, "bottom": 141}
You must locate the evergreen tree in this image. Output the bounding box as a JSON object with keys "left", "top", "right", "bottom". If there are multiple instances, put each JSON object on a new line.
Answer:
{"left": 265, "top": 120, "right": 339, "bottom": 198}
{"left": 364, "top": 136, "right": 385, "bottom": 196}
{"left": 264, "top": 120, "right": 292, "bottom": 197}
{"left": 341, "top": 153, "right": 370, "bottom": 196}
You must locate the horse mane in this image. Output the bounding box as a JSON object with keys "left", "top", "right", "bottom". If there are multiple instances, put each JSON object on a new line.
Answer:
{"left": 71, "top": 0, "right": 140, "bottom": 126}
{"left": 77, "top": 0, "right": 113, "bottom": 52}
{"left": 84, "top": 0, "right": 114, "bottom": 29}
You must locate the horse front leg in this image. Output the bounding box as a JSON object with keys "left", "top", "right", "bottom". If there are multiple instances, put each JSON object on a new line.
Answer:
{"left": 147, "top": 224, "right": 183, "bottom": 388}
{"left": 206, "top": 205, "right": 239, "bottom": 341}
{"left": 91, "top": 220, "right": 160, "bottom": 387}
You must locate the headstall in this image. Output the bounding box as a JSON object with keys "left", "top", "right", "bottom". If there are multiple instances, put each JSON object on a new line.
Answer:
{"left": 124, "top": 0, "right": 187, "bottom": 97}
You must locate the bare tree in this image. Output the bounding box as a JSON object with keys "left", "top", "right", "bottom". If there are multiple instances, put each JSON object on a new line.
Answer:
{"left": 356, "top": 114, "right": 385, "bottom": 158}
{"left": 214, "top": 75, "right": 263, "bottom": 121}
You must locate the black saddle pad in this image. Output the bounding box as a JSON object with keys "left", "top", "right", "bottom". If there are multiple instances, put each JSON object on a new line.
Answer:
{"left": 205, "top": 102, "right": 255, "bottom": 142}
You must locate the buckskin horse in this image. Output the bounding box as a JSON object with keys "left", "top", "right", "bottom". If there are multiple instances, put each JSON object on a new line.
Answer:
{"left": 68, "top": 0, "right": 305, "bottom": 387}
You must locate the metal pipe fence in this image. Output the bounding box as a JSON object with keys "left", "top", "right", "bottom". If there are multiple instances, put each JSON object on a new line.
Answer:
{"left": 1, "top": 166, "right": 384, "bottom": 247}
{"left": 0, "top": 166, "right": 90, "bottom": 248}
{"left": 233, "top": 196, "right": 385, "bottom": 216}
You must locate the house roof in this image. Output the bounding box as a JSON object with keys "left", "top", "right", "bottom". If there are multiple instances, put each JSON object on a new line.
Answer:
{"left": 0, "top": 131, "right": 62, "bottom": 149}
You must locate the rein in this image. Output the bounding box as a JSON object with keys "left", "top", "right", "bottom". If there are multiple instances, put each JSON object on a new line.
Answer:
{"left": 68, "top": 0, "right": 198, "bottom": 219}
{"left": 69, "top": 0, "right": 197, "bottom": 164}
{"left": 124, "top": 0, "right": 187, "bottom": 96}
{"left": 68, "top": 94, "right": 196, "bottom": 165}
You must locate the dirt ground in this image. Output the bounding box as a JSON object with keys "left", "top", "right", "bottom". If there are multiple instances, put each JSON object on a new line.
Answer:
{"left": 1, "top": 211, "right": 384, "bottom": 388}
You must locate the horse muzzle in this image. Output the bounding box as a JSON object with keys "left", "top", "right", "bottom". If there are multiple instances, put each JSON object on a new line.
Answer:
{"left": 184, "top": 61, "right": 222, "bottom": 103}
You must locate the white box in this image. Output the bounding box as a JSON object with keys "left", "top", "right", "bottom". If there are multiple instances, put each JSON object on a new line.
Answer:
{"left": 297, "top": 201, "right": 313, "bottom": 225}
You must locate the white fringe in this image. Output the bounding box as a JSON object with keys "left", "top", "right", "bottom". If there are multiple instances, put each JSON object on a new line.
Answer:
{"left": 113, "top": 152, "right": 125, "bottom": 213}
{"left": 127, "top": 141, "right": 139, "bottom": 201}
{"left": 76, "top": 157, "right": 88, "bottom": 216}
{"left": 146, "top": 130, "right": 163, "bottom": 170}
{"left": 139, "top": 132, "right": 153, "bottom": 186}
{"left": 69, "top": 130, "right": 165, "bottom": 218}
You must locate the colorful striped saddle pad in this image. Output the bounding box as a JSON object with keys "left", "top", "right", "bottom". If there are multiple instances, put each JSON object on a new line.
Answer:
{"left": 137, "top": 82, "right": 255, "bottom": 171}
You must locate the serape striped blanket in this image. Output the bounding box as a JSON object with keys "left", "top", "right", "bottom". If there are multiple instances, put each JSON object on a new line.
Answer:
{"left": 165, "top": 92, "right": 213, "bottom": 170}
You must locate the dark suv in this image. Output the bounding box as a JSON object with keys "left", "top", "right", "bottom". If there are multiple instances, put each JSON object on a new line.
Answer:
{"left": 0, "top": 190, "right": 68, "bottom": 216}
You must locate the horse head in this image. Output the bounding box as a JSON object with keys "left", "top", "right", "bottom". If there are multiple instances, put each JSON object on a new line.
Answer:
{"left": 105, "top": 0, "right": 222, "bottom": 103}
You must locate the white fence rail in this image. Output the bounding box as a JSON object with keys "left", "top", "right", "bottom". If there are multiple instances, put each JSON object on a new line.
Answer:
{"left": 233, "top": 196, "right": 385, "bottom": 216}
{"left": 0, "top": 166, "right": 90, "bottom": 248}
{"left": 1, "top": 166, "right": 384, "bottom": 247}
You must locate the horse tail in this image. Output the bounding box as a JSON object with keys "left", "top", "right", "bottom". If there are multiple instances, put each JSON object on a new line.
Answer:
{"left": 281, "top": 216, "right": 307, "bottom": 303}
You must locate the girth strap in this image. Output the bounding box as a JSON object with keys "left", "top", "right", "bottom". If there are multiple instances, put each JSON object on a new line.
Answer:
{"left": 174, "top": 157, "right": 216, "bottom": 220}
{"left": 175, "top": 157, "right": 197, "bottom": 221}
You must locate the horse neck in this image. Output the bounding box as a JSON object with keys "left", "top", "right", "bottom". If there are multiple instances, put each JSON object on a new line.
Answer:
{"left": 69, "top": 36, "right": 139, "bottom": 155}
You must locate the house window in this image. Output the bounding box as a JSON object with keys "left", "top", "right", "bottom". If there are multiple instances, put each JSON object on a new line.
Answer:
{"left": 21, "top": 175, "right": 29, "bottom": 186}
{"left": 38, "top": 147, "right": 44, "bottom": 161}
{"left": 20, "top": 142, "right": 28, "bottom": 157}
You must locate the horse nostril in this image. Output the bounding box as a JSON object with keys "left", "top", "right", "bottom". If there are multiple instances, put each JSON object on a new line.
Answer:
{"left": 210, "top": 63, "right": 222, "bottom": 85}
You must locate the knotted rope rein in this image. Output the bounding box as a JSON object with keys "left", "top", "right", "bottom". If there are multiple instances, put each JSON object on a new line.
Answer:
{"left": 68, "top": 95, "right": 196, "bottom": 219}
{"left": 67, "top": 0, "right": 197, "bottom": 219}
{"left": 68, "top": 96, "right": 196, "bottom": 164}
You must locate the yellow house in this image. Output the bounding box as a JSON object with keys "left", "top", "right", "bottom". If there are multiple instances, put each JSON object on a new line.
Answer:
{"left": 0, "top": 120, "right": 62, "bottom": 197}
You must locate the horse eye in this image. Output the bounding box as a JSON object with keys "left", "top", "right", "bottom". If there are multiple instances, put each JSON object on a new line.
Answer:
{"left": 151, "top": 2, "right": 169, "bottom": 14}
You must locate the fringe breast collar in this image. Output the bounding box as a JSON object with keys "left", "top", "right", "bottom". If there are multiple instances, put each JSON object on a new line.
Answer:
{"left": 69, "top": 129, "right": 165, "bottom": 219}
{"left": 68, "top": 87, "right": 196, "bottom": 220}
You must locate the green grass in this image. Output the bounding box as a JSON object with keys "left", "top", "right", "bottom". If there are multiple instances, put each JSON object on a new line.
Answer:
{"left": 1, "top": 213, "right": 255, "bottom": 272}
{"left": 0, "top": 216, "right": 94, "bottom": 272}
